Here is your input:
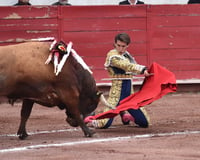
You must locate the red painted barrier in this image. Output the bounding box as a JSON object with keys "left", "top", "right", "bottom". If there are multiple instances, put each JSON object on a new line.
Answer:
{"left": 0, "top": 5, "right": 200, "bottom": 83}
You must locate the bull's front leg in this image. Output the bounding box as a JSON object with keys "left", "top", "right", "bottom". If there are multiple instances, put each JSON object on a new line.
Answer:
{"left": 79, "top": 116, "right": 95, "bottom": 137}
{"left": 17, "top": 99, "right": 34, "bottom": 140}
{"left": 61, "top": 89, "right": 95, "bottom": 137}
{"left": 65, "top": 110, "right": 95, "bottom": 137}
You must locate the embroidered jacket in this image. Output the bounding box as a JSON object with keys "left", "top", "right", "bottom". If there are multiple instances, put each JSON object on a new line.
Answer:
{"left": 92, "top": 49, "right": 149, "bottom": 128}
{"left": 104, "top": 49, "right": 146, "bottom": 107}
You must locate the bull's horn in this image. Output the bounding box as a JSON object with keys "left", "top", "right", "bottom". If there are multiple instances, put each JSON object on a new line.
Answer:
{"left": 96, "top": 91, "right": 102, "bottom": 96}
{"left": 100, "top": 94, "right": 115, "bottom": 109}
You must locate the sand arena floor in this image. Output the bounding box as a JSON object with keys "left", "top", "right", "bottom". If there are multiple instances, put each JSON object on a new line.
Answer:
{"left": 0, "top": 92, "right": 200, "bottom": 160}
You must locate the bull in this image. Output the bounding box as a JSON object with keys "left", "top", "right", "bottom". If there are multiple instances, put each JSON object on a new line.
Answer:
{"left": 0, "top": 41, "right": 102, "bottom": 139}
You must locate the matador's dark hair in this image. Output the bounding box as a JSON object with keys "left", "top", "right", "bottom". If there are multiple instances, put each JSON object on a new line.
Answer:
{"left": 114, "top": 33, "right": 131, "bottom": 45}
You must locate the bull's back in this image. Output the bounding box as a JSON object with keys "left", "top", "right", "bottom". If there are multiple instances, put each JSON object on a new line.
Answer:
{"left": 0, "top": 42, "right": 54, "bottom": 95}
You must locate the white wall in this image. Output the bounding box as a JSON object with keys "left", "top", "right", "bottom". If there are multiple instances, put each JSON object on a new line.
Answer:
{"left": 0, "top": 0, "right": 189, "bottom": 6}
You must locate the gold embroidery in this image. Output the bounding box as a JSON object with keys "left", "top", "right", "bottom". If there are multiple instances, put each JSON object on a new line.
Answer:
{"left": 105, "top": 49, "right": 145, "bottom": 75}
{"left": 107, "top": 80, "right": 122, "bottom": 107}
{"left": 140, "top": 107, "right": 150, "bottom": 124}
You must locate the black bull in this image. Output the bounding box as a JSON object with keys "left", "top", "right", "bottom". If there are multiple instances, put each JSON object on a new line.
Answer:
{"left": 0, "top": 42, "right": 102, "bottom": 139}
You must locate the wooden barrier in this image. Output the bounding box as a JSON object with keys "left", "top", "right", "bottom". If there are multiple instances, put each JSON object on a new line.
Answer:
{"left": 0, "top": 5, "right": 200, "bottom": 84}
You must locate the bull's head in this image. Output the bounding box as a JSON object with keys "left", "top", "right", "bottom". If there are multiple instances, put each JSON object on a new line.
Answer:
{"left": 65, "top": 91, "right": 102, "bottom": 127}
{"left": 86, "top": 91, "right": 102, "bottom": 114}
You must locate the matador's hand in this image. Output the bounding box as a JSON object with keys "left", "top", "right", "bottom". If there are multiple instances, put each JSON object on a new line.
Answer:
{"left": 144, "top": 70, "right": 153, "bottom": 77}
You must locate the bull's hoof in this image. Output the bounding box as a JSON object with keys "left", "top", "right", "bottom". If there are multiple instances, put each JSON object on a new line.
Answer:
{"left": 84, "top": 129, "right": 95, "bottom": 137}
{"left": 18, "top": 133, "right": 29, "bottom": 140}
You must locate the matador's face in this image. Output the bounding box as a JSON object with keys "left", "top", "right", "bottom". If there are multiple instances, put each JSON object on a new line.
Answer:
{"left": 114, "top": 40, "right": 129, "bottom": 54}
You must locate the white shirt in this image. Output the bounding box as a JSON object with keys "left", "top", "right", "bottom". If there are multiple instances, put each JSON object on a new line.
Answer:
{"left": 128, "top": 0, "right": 138, "bottom": 5}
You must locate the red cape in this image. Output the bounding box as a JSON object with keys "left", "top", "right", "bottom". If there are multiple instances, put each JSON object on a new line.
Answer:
{"left": 93, "top": 62, "right": 177, "bottom": 119}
